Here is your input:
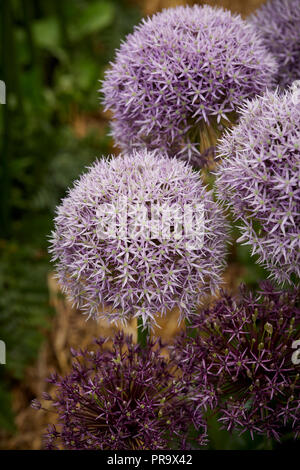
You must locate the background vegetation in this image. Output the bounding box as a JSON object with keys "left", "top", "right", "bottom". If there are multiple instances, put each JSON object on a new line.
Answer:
{"left": 0, "top": 0, "right": 141, "bottom": 436}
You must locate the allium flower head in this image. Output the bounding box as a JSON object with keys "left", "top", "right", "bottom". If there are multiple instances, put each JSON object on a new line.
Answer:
{"left": 174, "top": 282, "right": 300, "bottom": 441}
{"left": 50, "top": 150, "right": 228, "bottom": 326}
{"left": 215, "top": 88, "right": 300, "bottom": 283}
{"left": 35, "top": 333, "right": 207, "bottom": 450}
{"left": 249, "top": 0, "right": 300, "bottom": 88}
{"left": 102, "top": 5, "right": 277, "bottom": 167}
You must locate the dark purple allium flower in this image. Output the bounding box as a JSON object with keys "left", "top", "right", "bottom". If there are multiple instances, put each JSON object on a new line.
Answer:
{"left": 50, "top": 150, "right": 229, "bottom": 327}
{"left": 215, "top": 88, "right": 300, "bottom": 283}
{"left": 174, "top": 282, "right": 300, "bottom": 441}
{"left": 34, "top": 333, "right": 207, "bottom": 450}
{"left": 249, "top": 0, "right": 300, "bottom": 88}
{"left": 102, "top": 5, "right": 277, "bottom": 167}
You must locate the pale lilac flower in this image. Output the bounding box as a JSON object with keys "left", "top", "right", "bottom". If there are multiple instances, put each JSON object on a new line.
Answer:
{"left": 215, "top": 88, "right": 300, "bottom": 283}
{"left": 249, "top": 0, "right": 300, "bottom": 88}
{"left": 50, "top": 150, "right": 228, "bottom": 326}
{"left": 102, "top": 5, "right": 277, "bottom": 167}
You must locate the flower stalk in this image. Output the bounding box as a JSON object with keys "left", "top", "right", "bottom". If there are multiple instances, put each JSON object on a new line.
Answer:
{"left": 137, "top": 316, "right": 149, "bottom": 349}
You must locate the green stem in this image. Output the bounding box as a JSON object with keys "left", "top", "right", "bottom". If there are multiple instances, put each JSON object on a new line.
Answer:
{"left": 137, "top": 316, "right": 149, "bottom": 348}
{"left": 185, "top": 317, "right": 197, "bottom": 339}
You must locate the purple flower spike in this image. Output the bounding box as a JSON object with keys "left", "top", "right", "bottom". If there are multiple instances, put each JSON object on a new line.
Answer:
{"left": 102, "top": 5, "right": 277, "bottom": 167}
{"left": 215, "top": 88, "right": 300, "bottom": 284}
{"left": 41, "top": 333, "right": 207, "bottom": 450}
{"left": 174, "top": 282, "right": 300, "bottom": 441}
{"left": 50, "top": 150, "right": 229, "bottom": 327}
{"left": 249, "top": 0, "right": 300, "bottom": 88}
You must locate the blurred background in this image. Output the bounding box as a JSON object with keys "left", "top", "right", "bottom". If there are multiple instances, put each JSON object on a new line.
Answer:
{"left": 0, "top": 0, "right": 269, "bottom": 450}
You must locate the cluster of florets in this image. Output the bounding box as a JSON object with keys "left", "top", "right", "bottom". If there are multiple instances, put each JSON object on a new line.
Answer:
{"left": 249, "top": 0, "right": 300, "bottom": 88}
{"left": 102, "top": 4, "right": 277, "bottom": 166}
{"left": 50, "top": 150, "right": 228, "bottom": 327}
{"left": 33, "top": 333, "right": 207, "bottom": 450}
{"left": 215, "top": 88, "right": 300, "bottom": 283}
{"left": 174, "top": 282, "right": 300, "bottom": 441}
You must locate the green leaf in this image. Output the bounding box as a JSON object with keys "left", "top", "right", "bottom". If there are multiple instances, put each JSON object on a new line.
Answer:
{"left": 20, "top": 68, "right": 44, "bottom": 110}
{"left": 236, "top": 244, "right": 268, "bottom": 287}
{"left": 72, "top": 56, "right": 98, "bottom": 91}
{"left": 33, "top": 17, "right": 61, "bottom": 51}
{"left": 206, "top": 413, "right": 268, "bottom": 450}
{"left": 69, "top": 1, "right": 115, "bottom": 41}
{"left": 0, "top": 383, "right": 15, "bottom": 432}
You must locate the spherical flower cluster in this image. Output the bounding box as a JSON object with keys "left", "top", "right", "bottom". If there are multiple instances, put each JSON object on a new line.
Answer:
{"left": 249, "top": 0, "right": 300, "bottom": 88}
{"left": 102, "top": 4, "right": 277, "bottom": 167}
{"left": 174, "top": 282, "right": 300, "bottom": 441}
{"left": 34, "top": 333, "right": 207, "bottom": 450}
{"left": 50, "top": 150, "right": 228, "bottom": 326}
{"left": 215, "top": 88, "right": 300, "bottom": 283}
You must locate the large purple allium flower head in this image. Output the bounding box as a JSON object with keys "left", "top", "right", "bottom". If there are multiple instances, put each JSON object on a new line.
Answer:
{"left": 174, "top": 282, "right": 300, "bottom": 441}
{"left": 215, "top": 88, "right": 300, "bottom": 284}
{"left": 249, "top": 0, "right": 300, "bottom": 88}
{"left": 33, "top": 333, "right": 207, "bottom": 450}
{"left": 102, "top": 5, "right": 277, "bottom": 167}
{"left": 50, "top": 150, "right": 229, "bottom": 327}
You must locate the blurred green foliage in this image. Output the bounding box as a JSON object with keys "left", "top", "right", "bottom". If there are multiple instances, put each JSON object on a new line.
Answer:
{"left": 0, "top": 0, "right": 141, "bottom": 433}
